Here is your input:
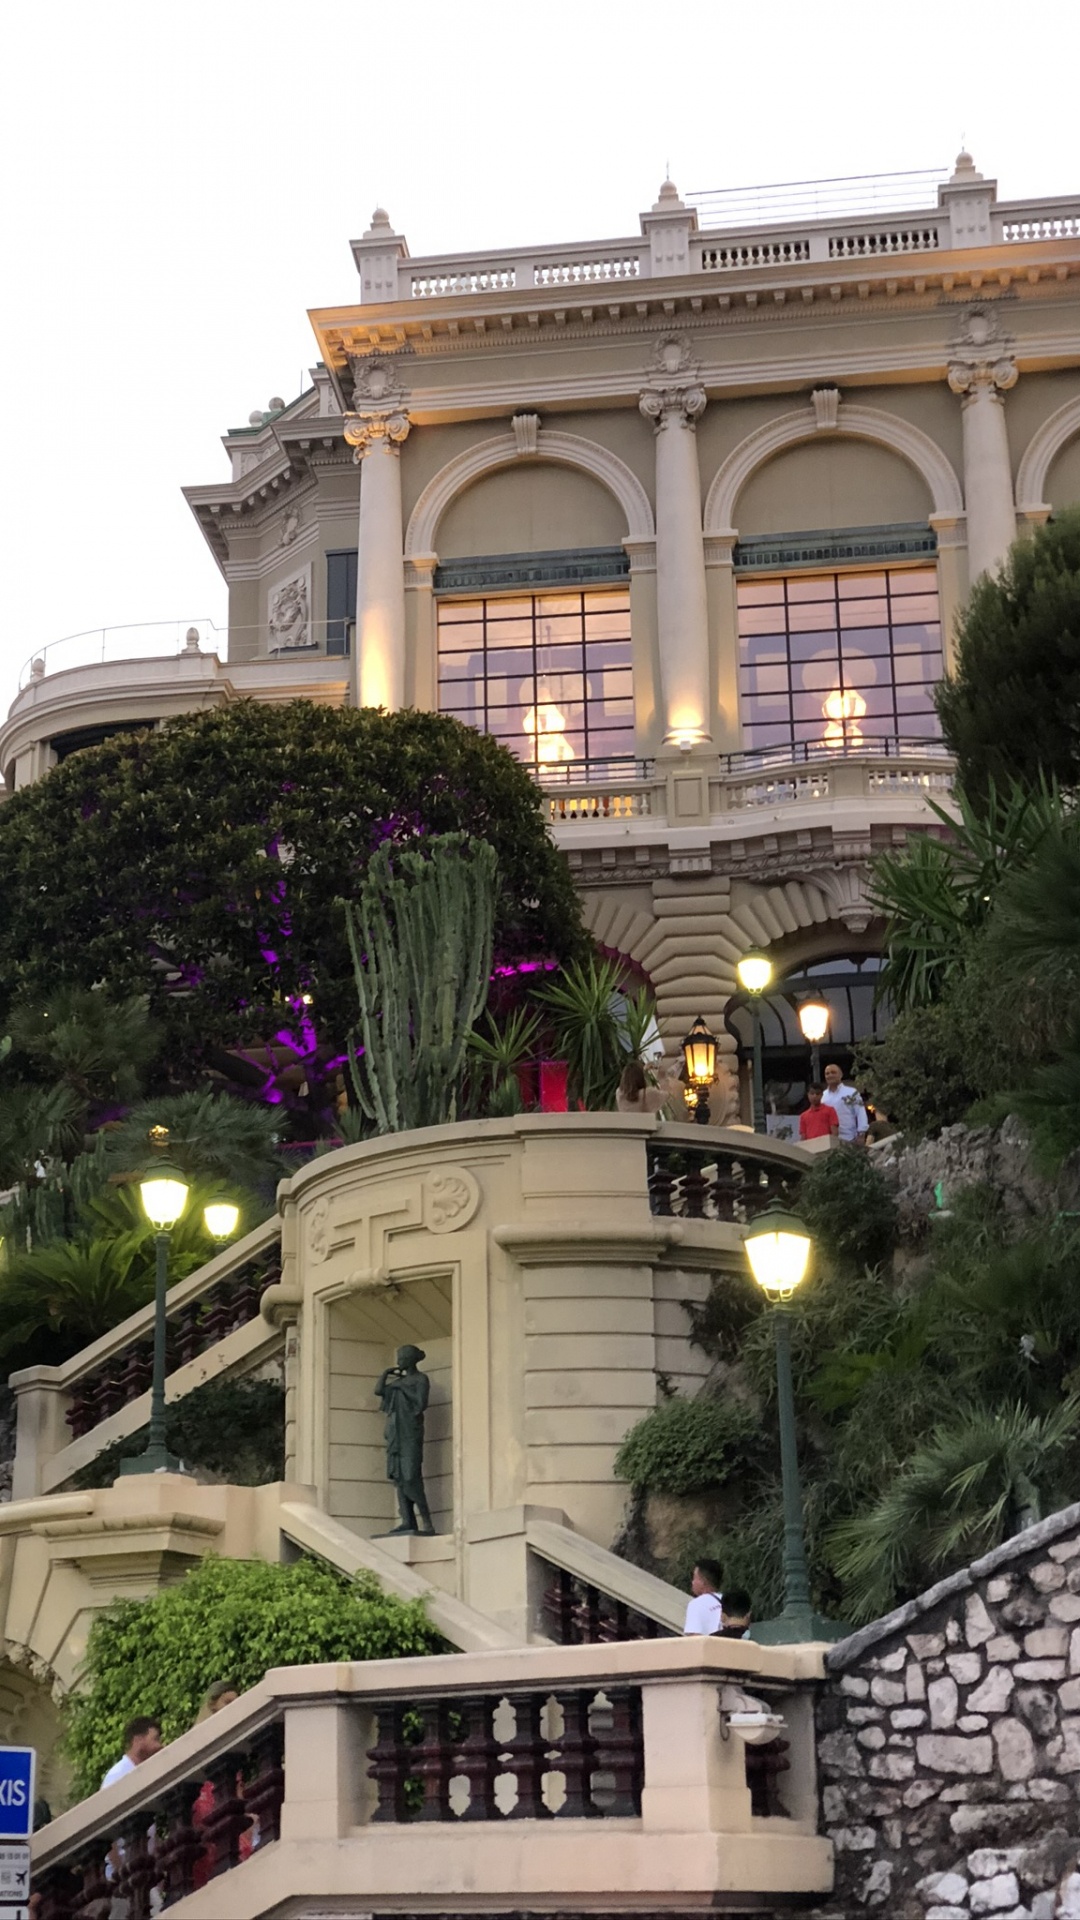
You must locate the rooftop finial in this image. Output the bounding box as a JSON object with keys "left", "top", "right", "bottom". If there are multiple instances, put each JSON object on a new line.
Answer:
{"left": 653, "top": 174, "right": 684, "bottom": 211}
{"left": 366, "top": 206, "right": 392, "bottom": 235}
{"left": 950, "top": 148, "right": 982, "bottom": 182}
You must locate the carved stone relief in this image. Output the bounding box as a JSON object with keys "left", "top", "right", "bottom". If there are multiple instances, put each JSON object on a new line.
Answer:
{"left": 267, "top": 570, "right": 311, "bottom": 652}
{"left": 424, "top": 1166, "right": 481, "bottom": 1233}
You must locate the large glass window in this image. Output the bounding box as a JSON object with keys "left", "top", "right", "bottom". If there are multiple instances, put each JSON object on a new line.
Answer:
{"left": 737, "top": 566, "right": 942, "bottom": 757}
{"left": 437, "top": 589, "right": 634, "bottom": 775}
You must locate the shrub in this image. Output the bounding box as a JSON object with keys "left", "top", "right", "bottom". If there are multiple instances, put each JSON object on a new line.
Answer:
{"left": 797, "top": 1145, "right": 898, "bottom": 1272}
{"left": 614, "top": 1393, "right": 761, "bottom": 1497}
{"left": 64, "top": 1554, "right": 442, "bottom": 1798}
{"left": 72, "top": 1378, "right": 285, "bottom": 1489}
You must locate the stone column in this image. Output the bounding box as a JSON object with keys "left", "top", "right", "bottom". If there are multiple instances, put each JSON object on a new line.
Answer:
{"left": 639, "top": 369, "right": 711, "bottom": 746}
{"left": 343, "top": 356, "right": 411, "bottom": 711}
{"left": 948, "top": 315, "right": 1017, "bottom": 584}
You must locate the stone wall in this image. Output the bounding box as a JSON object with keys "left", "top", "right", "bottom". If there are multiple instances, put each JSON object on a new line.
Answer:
{"left": 818, "top": 1502, "right": 1080, "bottom": 1920}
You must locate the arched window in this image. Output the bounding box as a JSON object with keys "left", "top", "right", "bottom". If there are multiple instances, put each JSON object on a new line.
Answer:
{"left": 437, "top": 586, "right": 634, "bottom": 777}
{"left": 737, "top": 566, "right": 943, "bottom": 758}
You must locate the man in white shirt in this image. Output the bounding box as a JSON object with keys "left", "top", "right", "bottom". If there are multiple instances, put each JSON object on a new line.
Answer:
{"left": 821, "top": 1063, "right": 868, "bottom": 1145}
{"left": 101, "top": 1716, "right": 163, "bottom": 1790}
{"left": 683, "top": 1557, "right": 723, "bottom": 1633}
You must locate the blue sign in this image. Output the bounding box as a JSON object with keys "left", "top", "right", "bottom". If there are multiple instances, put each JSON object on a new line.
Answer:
{"left": 0, "top": 1749, "right": 34, "bottom": 1842}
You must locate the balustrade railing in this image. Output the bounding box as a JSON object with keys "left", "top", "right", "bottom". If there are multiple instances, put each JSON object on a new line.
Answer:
{"left": 34, "top": 1721, "right": 285, "bottom": 1919}
{"left": 65, "top": 1248, "right": 279, "bottom": 1441}
{"left": 540, "top": 1564, "right": 672, "bottom": 1645}
{"left": 382, "top": 192, "right": 1080, "bottom": 304}
{"left": 32, "top": 1640, "right": 825, "bottom": 1911}
{"left": 647, "top": 1139, "right": 800, "bottom": 1222}
{"left": 368, "top": 1684, "right": 644, "bottom": 1822}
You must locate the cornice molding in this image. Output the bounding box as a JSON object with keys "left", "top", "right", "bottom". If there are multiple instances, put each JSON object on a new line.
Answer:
{"left": 703, "top": 398, "right": 965, "bottom": 529}
{"left": 404, "top": 426, "right": 655, "bottom": 555}
{"left": 1016, "top": 389, "right": 1080, "bottom": 510}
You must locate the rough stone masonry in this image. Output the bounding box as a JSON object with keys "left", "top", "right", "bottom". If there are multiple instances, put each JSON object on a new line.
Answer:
{"left": 817, "top": 1500, "right": 1080, "bottom": 1920}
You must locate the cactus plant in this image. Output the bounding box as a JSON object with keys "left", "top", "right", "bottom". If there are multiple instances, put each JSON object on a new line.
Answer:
{"left": 343, "top": 833, "right": 497, "bottom": 1133}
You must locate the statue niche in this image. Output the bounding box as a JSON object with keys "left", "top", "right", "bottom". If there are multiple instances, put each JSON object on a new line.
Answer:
{"left": 375, "top": 1344, "right": 435, "bottom": 1535}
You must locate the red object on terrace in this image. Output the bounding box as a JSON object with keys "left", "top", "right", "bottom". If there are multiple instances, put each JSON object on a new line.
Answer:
{"left": 539, "top": 1060, "right": 570, "bottom": 1112}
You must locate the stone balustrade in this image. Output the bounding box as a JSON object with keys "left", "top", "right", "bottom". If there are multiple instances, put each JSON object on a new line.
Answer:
{"left": 31, "top": 1636, "right": 831, "bottom": 1917}
{"left": 646, "top": 1133, "right": 803, "bottom": 1222}
{"left": 10, "top": 1218, "right": 283, "bottom": 1497}
{"left": 380, "top": 194, "right": 1080, "bottom": 305}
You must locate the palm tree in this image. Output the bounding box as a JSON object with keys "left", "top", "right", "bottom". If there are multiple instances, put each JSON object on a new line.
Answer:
{"left": 828, "top": 1398, "right": 1080, "bottom": 1622}
{"left": 100, "top": 1092, "right": 281, "bottom": 1190}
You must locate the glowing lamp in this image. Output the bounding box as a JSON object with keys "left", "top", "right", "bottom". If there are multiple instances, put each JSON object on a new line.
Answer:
{"left": 797, "top": 997, "right": 830, "bottom": 1045}
{"left": 736, "top": 948, "right": 773, "bottom": 996}
{"left": 139, "top": 1167, "right": 190, "bottom": 1232}
{"left": 743, "top": 1206, "right": 813, "bottom": 1302}
{"left": 204, "top": 1202, "right": 240, "bottom": 1242}
{"left": 681, "top": 1015, "right": 718, "bottom": 1088}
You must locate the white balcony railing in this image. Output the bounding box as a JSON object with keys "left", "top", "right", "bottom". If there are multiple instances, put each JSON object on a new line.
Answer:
{"left": 376, "top": 187, "right": 1080, "bottom": 305}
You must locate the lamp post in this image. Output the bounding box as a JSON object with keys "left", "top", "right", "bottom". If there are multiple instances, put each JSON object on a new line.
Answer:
{"left": 120, "top": 1135, "right": 190, "bottom": 1477}
{"left": 735, "top": 948, "right": 773, "bottom": 1134}
{"left": 742, "top": 1204, "right": 845, "bottom": 1644}
{"left": 797, "top": 995, "right": 830, "bottom": 1084}
{"left": 681, "top": 1014, "right": 718, "bottom": 1126}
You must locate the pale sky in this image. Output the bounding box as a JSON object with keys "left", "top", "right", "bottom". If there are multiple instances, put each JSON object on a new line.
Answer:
{"left": 2, "top": 0, "right": 1077, "bottom": 720}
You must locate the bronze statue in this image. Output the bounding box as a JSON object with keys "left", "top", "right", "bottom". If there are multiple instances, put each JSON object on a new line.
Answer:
{"left": 375, "top": 1344, "right": 435, "bottom": 1535}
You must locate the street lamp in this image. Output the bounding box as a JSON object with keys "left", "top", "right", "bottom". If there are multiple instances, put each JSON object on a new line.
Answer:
{"left": 121, "top": 1131, "right": 189, "bottom": 1477}
{"left": 681, "top": 1015, "right": 718, "bottom": 1126}
{"left": 204, "top": 1201, "right": 240, "bottom": 1242}
{"left": 736, "top": 948, "right": 773, "bottom": 1134}
{"left": 797, "top": 995, "right": 830, "bottom": 1083}
{"left": 742, "top": 1204, "right": 844, "bottom": 1644}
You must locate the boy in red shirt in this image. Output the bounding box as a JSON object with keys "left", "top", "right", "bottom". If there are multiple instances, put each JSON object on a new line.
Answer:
{"left": 799, "top": 1084, "right": 839, "bottom": 1142}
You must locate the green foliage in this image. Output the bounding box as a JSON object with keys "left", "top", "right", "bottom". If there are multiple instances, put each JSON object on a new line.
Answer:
{"left": 0, "top": 1237, "right": 156, "bottom": 1364}
{"left": 936, "top": 508, "right": 1080, "bottom": 806}
{"left": 536, "top": 955, "right": 629, "bottom": 1108}
{"left": 827, "top": 1399, "right": 1080, "bottom": 1622}
{"left": 9, "top": 988, "right": 160, "bottom": 1113}
{"left": 345, "top": 833, "right": 497, "bottom": 1133}
{"left": 797, "top": 1145, "right": 898, "bottom": 1272}
{"left": 855, "top": 1000, "right": 980, "bottom": 1134}
{"left": 100, "top": 1092, "right": 282, "bottom": 1191}
{"left": 868, "top": 779, "right": 1059, "bottom": 1014}
{"left": 614, "top": 1393, "right": 762, "bottom": 1497}
{"left": 467, "top": 1005, "right": 542, "bottom": 1110}
{"left": 0, "top": 703, "right": 585, "bottom": 1084}
{"left": 0, "top": 1081, "right": 85, "bottom": 1189}
{"left": 0, "top": 1171, "right": 260, "bottom": 1368}
{"left": 64, "top": 1554, "right": 442, "bottom": 1798}
{"left": 73, "top": 1378, "right": 285, "bottom": 1489}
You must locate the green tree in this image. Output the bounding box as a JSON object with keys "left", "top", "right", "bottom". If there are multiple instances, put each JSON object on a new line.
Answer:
{"left": 0, "top": 703, "right": 586, "bottom": 1108}
{"left": 64, "top": 1555, "right": 442, "bottom": 1797}
{"left": 936, "top": 508, "right": 1080, "bottom": 805}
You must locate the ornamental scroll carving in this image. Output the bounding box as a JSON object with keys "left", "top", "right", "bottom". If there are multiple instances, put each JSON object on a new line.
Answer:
{"left": 947, "top": 307, "right": 1018, "bottom": 399}
{"left": 343, "top": 353, "right": 411, "bottom": 461}
{"left": 423, "top": 1166, "right": 481, "bottom": 1233}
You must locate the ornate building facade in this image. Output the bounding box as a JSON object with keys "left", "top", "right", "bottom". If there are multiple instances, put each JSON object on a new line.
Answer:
{"left": 5, "top": 153, "right": 1080, "bottom": 1108}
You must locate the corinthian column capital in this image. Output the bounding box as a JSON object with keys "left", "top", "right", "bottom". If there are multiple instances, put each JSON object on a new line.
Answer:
{"left": 639, "top": 382, "right": 707, "bottom": 431}
{"left": 947, "top": 307, "right": 1018, "bottom": 399}
{"left": 343, "top": 409, "right": 411, "bottom": 460}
